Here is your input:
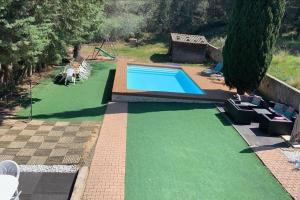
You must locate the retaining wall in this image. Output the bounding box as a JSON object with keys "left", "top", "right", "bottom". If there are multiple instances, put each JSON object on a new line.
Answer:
{"left": 259, "top": 74, "right": 300, "bottom": 111}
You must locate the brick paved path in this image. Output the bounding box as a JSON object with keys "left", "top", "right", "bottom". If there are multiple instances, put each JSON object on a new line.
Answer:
{"left": 256, "top": 148, "right": 300, "bottom": 200}
{"left": 83, "top": 102, "right": 127, "bottom": 200}
{"left": 0, "top": 120, "right": 100, "bottom": 165}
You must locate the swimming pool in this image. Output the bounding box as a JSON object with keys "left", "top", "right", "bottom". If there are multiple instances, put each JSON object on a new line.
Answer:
{"left": 127, "top": 65, "right": 205, "bottom": 95}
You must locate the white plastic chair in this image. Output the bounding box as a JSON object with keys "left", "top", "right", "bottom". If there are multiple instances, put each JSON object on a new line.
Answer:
{"left": 65, "top": 68, "right": 76, "bottom": 85}
{"left": 0, "top": 160, "right": 21, "bottom": 200}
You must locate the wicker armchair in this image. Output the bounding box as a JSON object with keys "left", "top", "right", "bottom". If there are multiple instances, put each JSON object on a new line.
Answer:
{"left": 224, "top": 96, "right": 265, "bottom": 125}
{"left": 258, "top": 113, "right": 295, "bottom": 136}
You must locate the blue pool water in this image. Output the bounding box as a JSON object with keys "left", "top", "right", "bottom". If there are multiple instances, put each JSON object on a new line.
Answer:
{"left": 127, "top": 65, "right": 205, "bottom": 95}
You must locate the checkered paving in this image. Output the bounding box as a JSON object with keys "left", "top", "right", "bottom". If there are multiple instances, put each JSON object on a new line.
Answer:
{"left": 0, "top": 120, "right": 101, "bottom": 165}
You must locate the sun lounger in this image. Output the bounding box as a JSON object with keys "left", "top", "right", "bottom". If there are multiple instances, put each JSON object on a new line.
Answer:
{"left": 201, "top": 62, "right": 223, "bottom": 76}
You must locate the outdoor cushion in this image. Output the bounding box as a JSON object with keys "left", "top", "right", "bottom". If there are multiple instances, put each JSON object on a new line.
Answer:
{"left": 251, "top": 96, "right": 262, "bottom": 106}
{"left": 201, "top": 62, "right": 223, "bottom": 76}
{"left": 273, "top": 103, "right": 284, "bottom": 114}
{"left": 214, "top": 63, "right": 223, "bottom": 72}
{"left": 273, "top": 116, "right": 286, "bottom": 120}
{"left": 283, "top": 106, "right": 295, "bottom": 119}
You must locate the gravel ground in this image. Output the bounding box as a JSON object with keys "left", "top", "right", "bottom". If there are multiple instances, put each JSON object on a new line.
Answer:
{"left": 282, "top": 150, "right": 300, "bottom": 170}
{"left": 20, "top": 165, "right": 78, "bottom": 173}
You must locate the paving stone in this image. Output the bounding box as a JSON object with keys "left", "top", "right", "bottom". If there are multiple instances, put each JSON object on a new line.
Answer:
{"left": 48, "top": 131, "right": 64, "bottom": 137}
{"left": 44, "top": 136, "right": 60, "bottom": 142}
{"left": 39, "top": 142, "right": 57, "bottom": 150}
{"left": 0, "top": 141, "right": 11, "bottom": 148}
{"left": 62, "top": 131, "right": 76, "bottom": 137}
{"left": 0, "top": 155, "right": 14, "bottom": 161}
{"left": 69, "top": 143, "right": 84, "bottom": 149}
{"left": 42, "top": 121, "right": 56, "bottom": 126}
{"left": 0, "top": 129, "right": 8, "bottom": 135}
{"left": 3, "top": 119, "right": 18, "bottom": 125}
{"left": 17, "top": 149, "right": 36, "bottom": 156}
{"left": 45, "top": 156, "right": 64, "bottom": 165}
{"left": 66, "top": 148, "right": 82, "bottom": 155}
{"left": 55, "top": 143, "right": 70, "bottom": 148}
{"left": 8, "top": 141, "right": 27, "bottom": 148}
{"left": 10, "top": 124, "right": 27, "bottom": 130}
{"left": 25, "top": 125, "right": 41, "bottom": 130}
{"left": 55, "top": 122, "right": 70, "bottom": 126}
{"left": 69, "top": 122, "right": 82, "bottom": 126}
{"left": 15, "top": 135, "right": 31, "bottom": 142}
{"left": 79, "top": 126, "right": 95, "bottom": 131}
{"left": 76, "top": 131, "right": 92, "bottom": 137}
{"left": 34, "top": 149, "right": 52, "bottom": 156}
{"left": 0, "top": 125, "right": 12, "bottom": 129}
{"left": 52, "top": 126, "right": 66, "bottom": 131}
{"left": 6, "top": 129, "right": 22, "bottom": 135}
{"left": 35, "top": 131, "right": 50, "bottom": 136}
{"left": 65, "top": 126, "right": 80, "bottom": 132}
{"left": 73, "top": 137, "right": 89, "bottom": 143}
{"left": 20, "top": 130, "right": 36, "bottom": 136}
{"left": 1, "top": 135, "right": 17, "bottom": 141}
{"left": 50, "top": 149, "right": 68, "bottom": 157}
{"left": 14, "top": 156, "right": 31, "bottom": 164}
{"left": 25, "top": 142, "right": 42, "bottom": 149}
{"left": 62, "top": 155, "right": 81, "bottom": 164}
{"left": 0, "top": 148, "right": 4, "bottom": 154}
{"left": 27, "top": 156, "right": 47, "bottom": 165}
{"left": 29, "top": 136, "right": 44, "bottom": 143}
{"left": 38, "top": 125, "right": 53, "bottom": 131}
{"left": 58, "top": 137, "right": 74, "bottom": 144}
{"left": 2, "top": 148, "right": 20, "bottom": 155}
{"left": 28, "top": 120, "right": 44, "bottom": 126}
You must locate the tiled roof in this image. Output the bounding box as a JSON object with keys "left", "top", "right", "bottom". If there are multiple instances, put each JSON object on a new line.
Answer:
{"left": 171, "top": 33, "right": 207, "bottom": 44}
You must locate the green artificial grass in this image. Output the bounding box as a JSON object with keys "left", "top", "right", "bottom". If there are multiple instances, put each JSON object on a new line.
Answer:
{"left": 126, "top": 103, "right": 291, "bottom": 200}
{"left": 17, "top": 61, "right": 116, "bottom": 121}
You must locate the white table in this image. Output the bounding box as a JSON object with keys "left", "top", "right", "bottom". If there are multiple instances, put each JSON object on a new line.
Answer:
{"left": 0, "top": 175, "right": 18, "bottom": 200}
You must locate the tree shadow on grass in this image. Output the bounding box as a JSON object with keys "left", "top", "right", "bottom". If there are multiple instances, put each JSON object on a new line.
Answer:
{"left": 15, "top": 105, "right": 107, "bottom": 121}
{"left": 101, "top": 69, "right": 115, "bottom": 104}
{"left": 150, "top": 53, "right": 170, "bottom": 63}
{"left": 126, "top": 102, "right": 216, "bottom": 114}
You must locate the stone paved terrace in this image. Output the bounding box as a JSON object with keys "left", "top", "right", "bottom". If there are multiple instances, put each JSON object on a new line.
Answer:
{"left": 0, "top": 120, "right": 101, "bottom": 165}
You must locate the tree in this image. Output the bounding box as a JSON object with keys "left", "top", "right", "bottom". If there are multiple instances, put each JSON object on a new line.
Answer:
{"left": 222, "top": 0, "right": 286, "bottom": 94}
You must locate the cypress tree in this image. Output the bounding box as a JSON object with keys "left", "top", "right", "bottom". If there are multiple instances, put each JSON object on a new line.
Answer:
{"left": 222, "top": 0, "right": 286, "bottom": 94}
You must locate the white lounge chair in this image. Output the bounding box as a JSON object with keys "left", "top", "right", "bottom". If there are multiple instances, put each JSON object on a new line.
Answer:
{"left": 0, "top": 160, "right": 21, "bottom": 200}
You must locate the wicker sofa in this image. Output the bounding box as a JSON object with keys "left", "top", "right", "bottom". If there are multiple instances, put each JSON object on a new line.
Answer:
{"left": 224, "top": 95, "right": 265, "bottom": 125}
{"left": 258, "top": 103, "right": 298, "bottom": 136}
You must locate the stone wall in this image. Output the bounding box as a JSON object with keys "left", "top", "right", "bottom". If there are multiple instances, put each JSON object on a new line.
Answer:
{"left": 259, "top": 74, "right": 300, "bottom": 111}
{"left": 171, "top": 43, "right": 207, "bottom": 63}
{"left": 206, "top": 44, "right": 223, "bottom": 63}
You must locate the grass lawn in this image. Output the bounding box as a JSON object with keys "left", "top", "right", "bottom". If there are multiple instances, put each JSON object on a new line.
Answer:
{"left": 269, "top": 50, "right": 300, "bottom": 89}
{"left": 126, "top": 103, "right": 291, "bottom": 200}
{"left": 16, "top": 61, "right": 115, "bottom": 121}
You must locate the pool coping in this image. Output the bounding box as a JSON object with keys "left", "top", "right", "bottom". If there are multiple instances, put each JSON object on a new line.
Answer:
{"left": 112, "top": 61, "right": 235, "bottom": 102}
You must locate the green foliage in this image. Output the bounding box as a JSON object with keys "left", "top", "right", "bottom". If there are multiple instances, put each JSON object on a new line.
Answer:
{"left": 269, "top": 50, "right": 300, "bottom": 89}
{"left": 223, "top": 0, "right": 286, "bottom": 94}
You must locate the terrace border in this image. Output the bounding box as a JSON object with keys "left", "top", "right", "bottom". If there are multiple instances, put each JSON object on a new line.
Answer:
{"left": 112, "top": 60, "right": 235, "bottom": 103}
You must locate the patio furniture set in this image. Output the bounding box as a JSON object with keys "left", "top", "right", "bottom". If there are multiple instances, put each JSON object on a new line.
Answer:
{"left": 224, "top": 95, "right": 299, "bottom": 136}
{"left": 54, "top": 59, "right": 92, "bottom": 85}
